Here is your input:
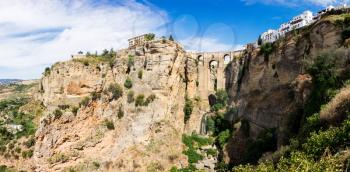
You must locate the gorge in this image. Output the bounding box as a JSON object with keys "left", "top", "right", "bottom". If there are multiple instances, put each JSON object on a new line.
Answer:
{"left": 1, "top": 9, "right": 350, "bottom": 172}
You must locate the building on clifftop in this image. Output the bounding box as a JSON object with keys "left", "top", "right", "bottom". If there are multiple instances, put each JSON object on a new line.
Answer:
{"left": 128, "top": 33, "right": 155, "bottom": 48}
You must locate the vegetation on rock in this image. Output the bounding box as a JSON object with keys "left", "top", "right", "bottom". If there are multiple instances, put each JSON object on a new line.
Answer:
{"left": 124, "top": 77, "right": 133, "bottom": 89}
{"left": 183, "top": 96, "right": 193, "bottom": 123}
{"left": 107, "top": 83, "right": 123, "bottom": 100}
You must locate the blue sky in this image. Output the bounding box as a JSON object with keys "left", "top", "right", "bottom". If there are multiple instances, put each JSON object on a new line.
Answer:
{"left": 0, "top": 0, "right": 347, "bottom": 79}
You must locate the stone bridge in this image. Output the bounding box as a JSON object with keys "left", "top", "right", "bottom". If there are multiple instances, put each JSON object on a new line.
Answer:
{"left": 187, "top": 50, "right": 244, "bottom": 100}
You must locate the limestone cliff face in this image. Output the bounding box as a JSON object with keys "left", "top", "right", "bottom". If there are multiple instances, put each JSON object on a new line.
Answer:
{"left": 31, "top": 16, "right": 350, "bottom": 170}
{"left": 224, "top": 19, "right": 346, "bottom": 163}
{"left": 34, "top": 40, "right": 191, "bottom": 171}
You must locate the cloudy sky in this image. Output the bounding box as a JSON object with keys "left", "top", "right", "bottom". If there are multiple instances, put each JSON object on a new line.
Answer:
{"left": 0, "top": 0, "right": 348, "bottom": 79}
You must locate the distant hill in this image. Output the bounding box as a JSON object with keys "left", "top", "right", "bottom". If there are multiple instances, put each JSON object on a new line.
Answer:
{"left": 0, "top": 79, "right": 22, "bottom": 85}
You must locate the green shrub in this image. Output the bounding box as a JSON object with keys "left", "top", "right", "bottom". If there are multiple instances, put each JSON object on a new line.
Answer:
{"left": 206, "top": 148, "right": 217, "bottom": 157}
{"left": 144, "top": 94, "right": 156, "bottom": 106}
{"left": 71, "top": 106, "right": 79, "bottom": 116}
{"left": 210, "top": 89, "right": 228, "bottom": 112}
{"left": 108, "top": 83, "right": 123, "bottom": 100}
{"left": 58, "top": 104, "right": 70, "bottom": 110}
{"left": 304, "top": 52, "right": 342, "bottom": 117}
{"left": 127, "top": 55, "right": 135, "bottom": 69}
{"left": 91, "top": 91, "right": 101, "bottom": 100}
{"left": 103, "top": 120, "right": 115, "bottom": 130}
{"left": 24, "top": 137, "right": 35, "bottom": 148}
{"left": 215, "top": 89, "right": 228, "bottom": 106}
{"left": 206, "top": 117, "right": 215, "bottom": 134}
{"left": 211, "top": 103, "right": 224, "bottom": 112}
{"left": 242, "top": 128, "right": 277, "bottom": 164}
{"left": 169, "top": 35, "right": 174, "bottom": 41}
{"left": 217, "top": 129, "right": 231, "bottom": 148}
{"left": 183, "top": 148, "right": 203, "bottom": 164}
{"left": 48, "top": 153, "right": 69, "bottom": 164}
{"left": 79, "top": 97, "right": 91, "bottom": 107}
{"left": 44, "top": 67, "right": 51, "bottom": 76}
{"left": 260, "top": 43, "right": 274, "bottom": 58}
{"left": 183, "top": 96, "right": 193, "bottom": 123}
{"left": 342, "top": 26, "right": 350, "bottom": 41}
{"left": 124, "top": 77, "right": 133, "bottom": 89}
{"left": 93, "top": 161, "right": 100, "bottom": 169}
{"left": 14, "top": 147, "right": 21, "bottom": 153}
{"left": 53, "top": 109, "right": 63, "bottom": 119}
{"left": 182, "top": 133, "right": 213, "bottom": 149}
{"left": 117, "top": 106, "right": 124, "bottom": 119}
{"left": 144, "top": 33, "right": 155, "bottom": 41}
{"left": 138, "top": 70, "right": 143, "bottom": 79}
{"left": 0, "top": 165, "right": 13, "bottom": 172}
{"left": 83, "top": 61, "right": 89, "bottom": 66}
{"left": 135, "top": 94, "right": 145, "bottom": 107}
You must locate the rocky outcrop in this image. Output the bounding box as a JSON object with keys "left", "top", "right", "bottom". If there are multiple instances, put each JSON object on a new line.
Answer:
{"left": 34, "top": 40, "right": 192, "bottom": 171}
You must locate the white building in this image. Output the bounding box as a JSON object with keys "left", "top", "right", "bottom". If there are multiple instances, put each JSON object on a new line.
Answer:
{"left": 128, "top": 34, "right": 147, "bottom": 47}
{"left": 261, "top": 29, "right": 280, "bottom": 43}
{"left": 261, "top": 11, "right": 314, "bottom": 43}
{"left": 288, "top": 11, "right": 314, "bottom": 31}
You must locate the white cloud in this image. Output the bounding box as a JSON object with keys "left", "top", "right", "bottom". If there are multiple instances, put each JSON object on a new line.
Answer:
{"left": 242, "top": 0, "right": 348, "bottom": 7}
{"left": 0, "top": 0, "right": 168, "bottom": 79}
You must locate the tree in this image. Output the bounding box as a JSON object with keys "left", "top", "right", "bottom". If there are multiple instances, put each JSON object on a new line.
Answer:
{"left": 260, "top": 43, "right": 274, "bottom": 58}
{"left": 102, "top": 49, "right": 109, "bottom": 56}
{"left": 145, "top": 33, "right": 155, "bottom": 41}
{"left": 257, "top": 35, "right": 263, "bottom": 46}
{"left": 169, "top": 35, "right": 174, "bottom": 41}
{"left": 44, "top": 67, "right": 51, "bottom": 76}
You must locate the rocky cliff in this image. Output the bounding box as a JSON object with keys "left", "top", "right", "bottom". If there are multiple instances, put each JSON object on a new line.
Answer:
{"left": 224, "top": 14, "right": 350, "bottom": 164}
{"left": 34, "top": 40, "right": 195, "bottom": 171}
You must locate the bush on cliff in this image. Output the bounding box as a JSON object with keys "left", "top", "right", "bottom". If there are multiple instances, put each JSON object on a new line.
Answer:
{"left": 144, "top": 33, "right": 155, "bottom": 41}
{"left": 242, "top": 128, "right": 277, "bottom": 164}
{"left": 138, "top": 70, "right": 143, "bottom": 79}
{"left": 260, "top": 43, "right": 274, "bottom": 58}
{"left": 53, "top": 109, "right": 62, "bottom": 120}
{"left": 107, "top": 83, "right": 123, "bottom": 100}
{"left": 183, "top": 96, "right": 193, "bottom": 123}
{"left": 103, "top": 119, "right": 115, "bottom": 130}
{"left": 210, "top": 89, "right": 228, "bottom": 112}
{"left": 124, "top": 77, "right": 133, "bottom": 89}
{"left": 44, "top": 67, "right": 51, "bottom": 76}
{"left": 342, "top": 26, "right": 350, "bottom": 41}
{"left": 79, "top": 97, "right": 91, "bottom": 107}
{"left": 144, "top": 94, "right": 156, "bottom": 106}
{"left": 304, "top": 52, "right": 343, "bottom": 117}
{"left": 135, "top": 94, "right": 145, "bottom": 107}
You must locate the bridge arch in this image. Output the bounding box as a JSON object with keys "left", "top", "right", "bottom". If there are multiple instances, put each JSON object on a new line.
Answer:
{"left": 197, "top": 55, "right": 204, "bottom": 66}
{"left": 224, "top": 54, "right": 231, "bottom": 65}
{"left": 209, "top": 60, "right": 219, "bottom": 91}
{"left": 209, "top": 60, "right": 219, "bottom": 69}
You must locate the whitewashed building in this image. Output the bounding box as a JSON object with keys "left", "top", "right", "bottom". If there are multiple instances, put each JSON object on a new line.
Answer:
{"left": 288, "top": 11, "right": 314, "bottom": 31}
{"left": 261, "top": 11, "right": 314, "bottom": 43}
{"left": 261, "top": 29, "right": 280, "bottom": 43}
